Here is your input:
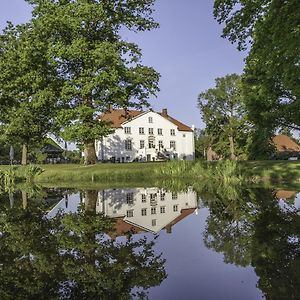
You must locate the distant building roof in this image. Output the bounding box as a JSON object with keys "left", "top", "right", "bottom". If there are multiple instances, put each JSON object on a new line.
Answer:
{"left": 100, "top": 108, "right": 193, "bottom": 132}
{"left": 275, "top": 190, "right": 296, "bottom": 200}
{"left": 42, "top": 138, "right": 64, "bottom": 154}
{"left": 271, "top": 135, "right": 300, "bottom": 152}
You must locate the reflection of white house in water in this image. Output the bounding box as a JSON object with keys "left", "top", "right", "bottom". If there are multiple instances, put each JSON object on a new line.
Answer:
{"left": 97, "top": 187, "right": 198, "bottom": 234}
{"left": 47, "top": 188, "right": 198, "bottom": 236}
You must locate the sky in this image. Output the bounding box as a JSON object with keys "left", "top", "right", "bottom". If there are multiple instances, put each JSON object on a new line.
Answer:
{"left": 0, "top": 0, "right": 246, "bottom": 129}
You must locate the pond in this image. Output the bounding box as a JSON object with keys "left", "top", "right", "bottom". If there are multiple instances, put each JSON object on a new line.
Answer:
{"left": 1, "top": 184, "right": 300, "bottom": 299}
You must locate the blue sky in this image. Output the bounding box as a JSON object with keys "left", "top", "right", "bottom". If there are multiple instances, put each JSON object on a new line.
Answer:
{"left": 0, "top": 0, "right": 246, "bottom": 129}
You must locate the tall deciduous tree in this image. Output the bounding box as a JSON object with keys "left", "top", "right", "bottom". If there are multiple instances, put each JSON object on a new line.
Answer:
{"left": 198, "top": 74, "right": 248, "bottom": 160}
{"left": 0, "top": 23, "right": 59, "bottom": 165}
{"left": 214, "top": 0, "right": 300, "bottom": 131}
{"left": 26, "top": 0, "right": 160, "bottom": 164}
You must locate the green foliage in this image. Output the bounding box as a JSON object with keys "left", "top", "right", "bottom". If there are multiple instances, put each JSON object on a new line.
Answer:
{"left": 0, "top": 192, "right": 167, "bottom": 299}
{"left": 25, "top": 0, "right": 160, "bottom": 164}
{"left": 23, "top": 165, "right": 44, "bottom": 182}
{"left": 202, "top": 186, "right": 300, "bottom": 299}
{"left": 31, "top": 149, "right": 48, "bottom": 164}
{"left": 198, "top": 74, "right": 250, "bottom": 159}
{"left": 0, "top": 139, "right": 22, "bottom": 163}
{"left": 156, "top": 160, "right": 249, "bottom": 186}
{"left": 214, "top": 0, "right": 300, "bottom": 131}
{"left": 246, "top": 127, "right": 275, "bottom": 160}
{"left": 194, "top": 128, "right": 211, "bottom": 159}
{"left": 2, "top": 167, "right": 17, "bottom": 191}
{"left": 63, "top": 149, "right": 82, "bottom": 164}
{"left": 0, "top": 23, "right": 59, "bottom": 162}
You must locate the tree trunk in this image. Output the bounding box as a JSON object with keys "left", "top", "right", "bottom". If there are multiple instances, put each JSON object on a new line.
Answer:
{"left": 85, "top": 190, "right": 98, "bottom": 213}
{"left": 229, "top": 135, "right": 236, "bottom": 160}
{"left": 21, "top": 144, "right": 28, "bottom": 165}
{"left": 22, "top": 190, "right": 27, "bottom": 209}
{"left": 84, "top": 140, "right": 97, "bottom": 165}
{"left": 207, "top": 146, "right": 213, "bottom": 161}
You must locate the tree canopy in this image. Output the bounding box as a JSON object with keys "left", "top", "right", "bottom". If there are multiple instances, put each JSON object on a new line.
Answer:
{"left": 214, "top": 0, "right": 300, "bottom": 131}
{"left": 24, "top": 0, "right": 160, "bottom": 164}
{"left": 0, "top": 22, "right": 59, "bottom": 164}
{"left": 198, "top": 74, "right": 250, "bottom": 160}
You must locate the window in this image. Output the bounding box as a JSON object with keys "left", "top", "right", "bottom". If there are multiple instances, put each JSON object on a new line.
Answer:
{"left": 150, "top": 193, "right": 156, "bottom": 200}
{"left": 158, "top": 141, "right": 164, "bottom": 149}
{"left": 151, "top": 207, "right": 156, "bottom": 215}
{"left": 170, "top": 141, "right": 176, "bottom": 150}
{"left": 172, "top": 192, "right": 178, "bottom": 200}
{"left": 124, "top": 127, "right": 131, "bottom": 134}
{"left": 173, "top": 205, "right": 178, "bottom": 212}
{"left": 126, "top": 193, "right": 134, "bottom": 204}
{"left": 125, "top": 139, "right": 132, "bottom": 151}
{"left": 148, "top": 140, "right": 155, "bottom": 149}
{"left": 158, "top": 128, "right": 163, "bottom": 135}
{"left": 139, "top": 127, "right": 144, "bottom": 134}
{"left": 160, "top": 193, "right": 165, "bottom": 201}
{"left": 148, "top": 116, "right": 153, "bottom": 123}
{"left": 126, "top": 210, "right": 133, "bottom": 217}
{"left": 160, "top": 206, "right": 166, "bottom": 214}
{"left": 141, "top": 194, "right": 146, "bottom": 202}
{"left": 170, "top": 129, "right": 176, "bottom": 136}
{"left": 140, "top": 140, "right": 145, "bottom": 149}
{"left": 149, "top": 128, "right": 154, "bottom": 135}
{"left": 141, "top": 208, "right": 147, "bottom": 216}
{"left": 152, "top": 219, "right": 156, "bottom": 227}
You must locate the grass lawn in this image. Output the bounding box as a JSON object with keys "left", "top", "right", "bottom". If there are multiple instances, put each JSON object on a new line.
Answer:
{"left": 2, "top": 160, "right": 300, "bottom": 186}
{"left": 35, "top": 162, "right": 163, "bottom": 184}
{"left": 241, "top": 160, "right": 300, "bottom": 183}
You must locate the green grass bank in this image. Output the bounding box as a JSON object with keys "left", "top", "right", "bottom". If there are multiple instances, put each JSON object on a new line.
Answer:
{"left": 1, "top": 160, "right": 300, "bottom": 187}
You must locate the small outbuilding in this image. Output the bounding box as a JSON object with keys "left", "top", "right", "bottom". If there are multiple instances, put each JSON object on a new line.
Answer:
{"left": 271, "top": 135, "right": 300, "bottom": 159}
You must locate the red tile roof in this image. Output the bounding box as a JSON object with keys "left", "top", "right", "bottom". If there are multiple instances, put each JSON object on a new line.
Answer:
{"left": 275, "top": 190, "right": 296, "bottom": 200}
{"left": 164, "top": 208, "right": 196, "bottom": 233}
{"left": 109, "top": 217, "right": 144, "bottom": 239}
{"left": 100, "top": 109, "right": 193, "bottom": 132}
{"left": 109, "top": 208, "right": 196, "bottom": 237}
{"left": 101, "top": 109, "right": 143, "bottom": 128}
{"left": 272, "top": 135, "right": 300, "bottom": 152}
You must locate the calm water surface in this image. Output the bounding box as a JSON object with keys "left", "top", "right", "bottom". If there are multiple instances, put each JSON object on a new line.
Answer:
{"left": 1, "top": 185, "right": 300, "bottom": 299}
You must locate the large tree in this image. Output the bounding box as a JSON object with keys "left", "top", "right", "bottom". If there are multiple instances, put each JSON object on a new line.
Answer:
{"left": 214, "top": 0, "right": 300, "bottom": 131}
{"left": 26, "top": 0, "right": 160, "bottom": 164}
{"left": 198, "top": 74, "right": 249, "bottom": 160}
{"left": 0, "top": 23, "right": 59, "bottom": 165}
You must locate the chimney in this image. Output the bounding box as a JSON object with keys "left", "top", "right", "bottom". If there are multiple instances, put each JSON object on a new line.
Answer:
{"left": 165, "top": 224, "right": 172, "bottom": 234}
{"left": 162, "top": 108, "right": 168, "bottom": 116}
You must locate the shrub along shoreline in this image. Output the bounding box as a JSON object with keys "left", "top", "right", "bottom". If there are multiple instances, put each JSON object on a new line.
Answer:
{"left": 1, "top": 160, "right": 300, "bottom": 187}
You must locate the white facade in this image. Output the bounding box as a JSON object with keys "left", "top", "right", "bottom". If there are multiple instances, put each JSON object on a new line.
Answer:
{"left": 96, "top": 109, "right": 195, "bottom": 162}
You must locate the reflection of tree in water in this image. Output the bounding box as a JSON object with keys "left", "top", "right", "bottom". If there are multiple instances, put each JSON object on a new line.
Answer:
{"left": 252, "top": 190, "right": 300, "bottom": 300}
{"left": 202, "top": 186, "right": 300, "bottom": 299}
{"left": 0, "top": 191, "right": 166, "bottom": 299}
{"left": 201, "top": 185, "right": 256, "bottom": 266}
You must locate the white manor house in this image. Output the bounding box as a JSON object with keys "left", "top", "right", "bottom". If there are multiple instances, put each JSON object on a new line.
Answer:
{"left": 96, "top": 108, "right": 195, "bottom": 162}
